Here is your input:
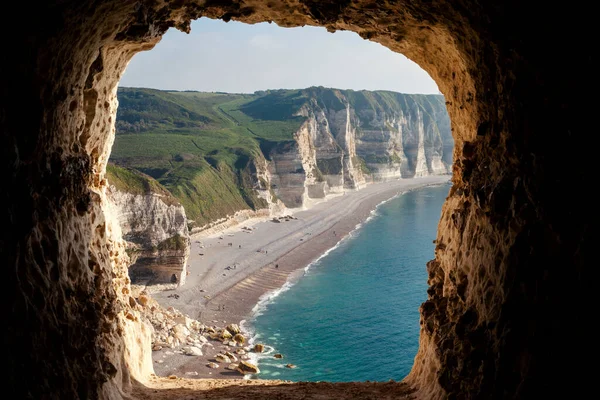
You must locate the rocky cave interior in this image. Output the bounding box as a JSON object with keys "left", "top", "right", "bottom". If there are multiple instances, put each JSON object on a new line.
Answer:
{"left": 2, "top": 1, "right": 592, "bottom": 399}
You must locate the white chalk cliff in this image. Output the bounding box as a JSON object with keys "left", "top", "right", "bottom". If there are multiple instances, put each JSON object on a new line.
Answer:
{"left": 265, "top": 88, "right": 453, "bottom": 208}
{"left": 106, "top": 165, "right": 191, "bottom": 286}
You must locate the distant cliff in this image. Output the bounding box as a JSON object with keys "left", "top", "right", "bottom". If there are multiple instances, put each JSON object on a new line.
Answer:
{"left": 105, "top": 163, "right": 191, "bottom": 286}
{"left": 264, "top": 87, "right": 452, "bottom": 207}
{"left": 111, "top": 87, "right": 452, "bottom": 231}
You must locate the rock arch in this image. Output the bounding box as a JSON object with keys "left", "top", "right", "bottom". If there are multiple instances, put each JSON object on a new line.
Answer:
{"left": 1, "top": 1, "right": 591, "bottom": 399}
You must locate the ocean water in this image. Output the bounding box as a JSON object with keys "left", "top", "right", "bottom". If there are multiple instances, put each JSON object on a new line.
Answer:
{"left": 245, "top": 181, "right": 451, "bottom": 382}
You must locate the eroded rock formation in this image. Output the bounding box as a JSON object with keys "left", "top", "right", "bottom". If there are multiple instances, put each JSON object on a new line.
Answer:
{"left": 1, "top": 1, "right": 592, "bottom": 400}
{"left": 106, "top": 165, "right": 191, "bottom": 286}
{"left": 267, "top": 88, "right": 452, "bottom": 208}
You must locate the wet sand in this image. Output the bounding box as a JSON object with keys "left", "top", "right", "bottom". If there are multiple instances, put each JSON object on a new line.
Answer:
{"left": 150, "top": 175, "right": 451, "bottom": 379}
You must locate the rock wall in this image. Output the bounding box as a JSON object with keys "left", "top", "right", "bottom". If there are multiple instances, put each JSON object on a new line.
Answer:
{"left": 107, "top": 185, "right": 191, "bottom": 286}
{"left": 267, "top": 89, "right": 452, "bottom": 208}
{"left": 2, "top": 1, "right": 592, "bottom": 400}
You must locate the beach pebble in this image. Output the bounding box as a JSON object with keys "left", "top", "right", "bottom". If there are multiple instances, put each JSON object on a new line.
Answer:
{"left": 235, "top": 349, "right": 246, "bottom": 355}
{"left": 185, "top": 371, "right": 199, "bottom": 376}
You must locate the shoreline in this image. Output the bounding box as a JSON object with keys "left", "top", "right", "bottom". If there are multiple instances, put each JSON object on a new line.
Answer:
{"left": 148, "top": 175, "right": 451, "bottom": 379}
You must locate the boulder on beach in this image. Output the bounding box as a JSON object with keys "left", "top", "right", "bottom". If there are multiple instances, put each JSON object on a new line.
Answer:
{"left": 206, "top": 362, "right": 219, "bottom": 369}
{"left": 233, "top": 333, "right": 245, "bottom": 344}
{"left": 224, "top": 351, "right": 238, "bottom": 362}
{"left": 220, "top": 329, "right": 233, "bottom": 340}
{"left": 253, "top": 343, "right": 265, "bottom": 353}
{"left": 226, "top": 323, "right": 241, "bottom": 335}
{"left": 237, "top": 360, "right": 260, "bottom": 375}
{"left": 214, "top": 353, "right": 231, "bottom": 363}
{"left": 227, "top": 363, "right": 239, "bottom": 370}
{"left": 138, "top": 294, "right": 150, "bottom": 306}
{"left": 285, "top": 364, "right": 297, "bottom": 369}
{"left": 172, "top": 324, "right": 190, "bottom": 343}
{"left": 182, "top": 346, "right": 202, "bottom": 356}
{"left": 274, "top": 353, "right": 283, "bottom": 359}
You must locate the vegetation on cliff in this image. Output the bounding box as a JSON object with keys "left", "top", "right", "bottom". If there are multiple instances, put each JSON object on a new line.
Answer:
{"left": 157, "top": 234, "right": 189, "bottom": 251}
{"left": 106, "top": 163, "right": 180, "bottom": 206}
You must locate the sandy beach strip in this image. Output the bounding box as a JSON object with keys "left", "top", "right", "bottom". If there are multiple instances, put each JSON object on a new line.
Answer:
{"left": 150, "top": 175, "right": 450, "bottom": 379}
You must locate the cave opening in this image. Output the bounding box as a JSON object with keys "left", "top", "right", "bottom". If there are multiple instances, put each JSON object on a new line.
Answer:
{"left": 109, "top": 16, "right": 454, "bottom": 385}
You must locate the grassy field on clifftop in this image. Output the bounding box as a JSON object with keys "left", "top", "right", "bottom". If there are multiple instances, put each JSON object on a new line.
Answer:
{"left": 111, "top": 88, "right": 307, "bottom": 227}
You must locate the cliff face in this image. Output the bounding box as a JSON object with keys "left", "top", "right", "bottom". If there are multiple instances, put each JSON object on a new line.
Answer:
{"left": 266, "top": 88, "right": 452, "bottom": 208}
{"left": 110, "top": 87, "right": 451, "bottom": 226}
{"left": 106, "top": 165, "right": 191, "bottom": 286}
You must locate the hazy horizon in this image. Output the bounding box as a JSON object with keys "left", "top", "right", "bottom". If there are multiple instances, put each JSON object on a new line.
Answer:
{"left": 119, "top": 18, "right": 440, "bottom": 95}
{"left": 117, "top": 85, "right": 444, "bottom": 96}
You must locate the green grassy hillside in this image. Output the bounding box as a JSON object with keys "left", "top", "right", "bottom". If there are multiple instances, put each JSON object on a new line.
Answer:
{"left": 111, "top": 87, "right": 307, "bottom": 227}
{"left": 105, "top": 163, "right": 180, "bottom": 206}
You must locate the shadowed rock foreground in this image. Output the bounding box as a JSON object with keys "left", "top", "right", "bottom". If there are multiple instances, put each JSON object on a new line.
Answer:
{"left": 131, "top": 377, "right": 416, "bottom": 399}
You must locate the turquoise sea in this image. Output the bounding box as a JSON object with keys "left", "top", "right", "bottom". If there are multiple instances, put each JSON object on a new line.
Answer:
{"left": 245, "top": 181, "right": 451, "bottom": 382}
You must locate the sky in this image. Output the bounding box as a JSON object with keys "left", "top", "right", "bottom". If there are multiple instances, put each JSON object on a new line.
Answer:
{"left": 119, "top": 17, "right": 439, "bottom": 94}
